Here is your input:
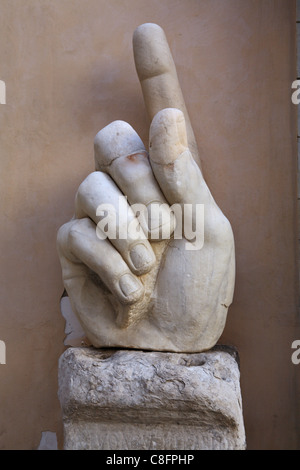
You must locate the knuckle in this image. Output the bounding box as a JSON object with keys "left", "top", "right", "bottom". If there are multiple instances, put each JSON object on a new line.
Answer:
{"left": 76, "top": 171, "right": 98, "bottom": 198}
{"left": 57, "top": 221, "right": 73, "bottom": 252}
{"left": 67, "top": 219, "right": 88, "bottom": 243}
{"left": 75, "top": 171, "right": 108, "bottom": 207}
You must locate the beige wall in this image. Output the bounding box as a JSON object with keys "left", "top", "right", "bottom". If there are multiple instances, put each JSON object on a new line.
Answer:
{"left": 0, "top": 0, "right": 299, "bottom": 450}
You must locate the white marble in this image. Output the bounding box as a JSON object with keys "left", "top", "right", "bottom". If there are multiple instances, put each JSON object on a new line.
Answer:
{"left": 57, "top": 24, "right": 235, "bottom": 352}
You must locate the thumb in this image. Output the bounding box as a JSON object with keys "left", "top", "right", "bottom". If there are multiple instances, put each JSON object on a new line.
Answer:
{"left": 149, "top": 108, "right": 205, "bottom": 205}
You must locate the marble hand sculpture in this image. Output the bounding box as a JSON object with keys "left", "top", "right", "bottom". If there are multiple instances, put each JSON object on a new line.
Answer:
{"left": 57, "top": 23, "right": 235, "bottom": 352}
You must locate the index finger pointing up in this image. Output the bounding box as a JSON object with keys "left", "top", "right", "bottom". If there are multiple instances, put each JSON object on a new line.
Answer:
{"left": 133, "top": 23, "right": 200, "bottom": 168}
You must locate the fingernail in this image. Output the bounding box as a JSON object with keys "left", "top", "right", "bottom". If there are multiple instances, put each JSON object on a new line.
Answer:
{"left": 119, "top": 273, "right": 142, "bottom": 298}
{"left": 130, "top": 243, "right": 155, "bottom": 273}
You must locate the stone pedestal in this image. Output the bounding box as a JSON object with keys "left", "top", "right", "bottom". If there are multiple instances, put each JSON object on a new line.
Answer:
{"left": 58, "top": 347, "right": 246, "bottom": 450}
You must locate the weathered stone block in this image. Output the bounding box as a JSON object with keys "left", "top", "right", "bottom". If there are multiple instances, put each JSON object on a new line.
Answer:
{"left": 58, "top": 347, "right": 246, "bottom": 450}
